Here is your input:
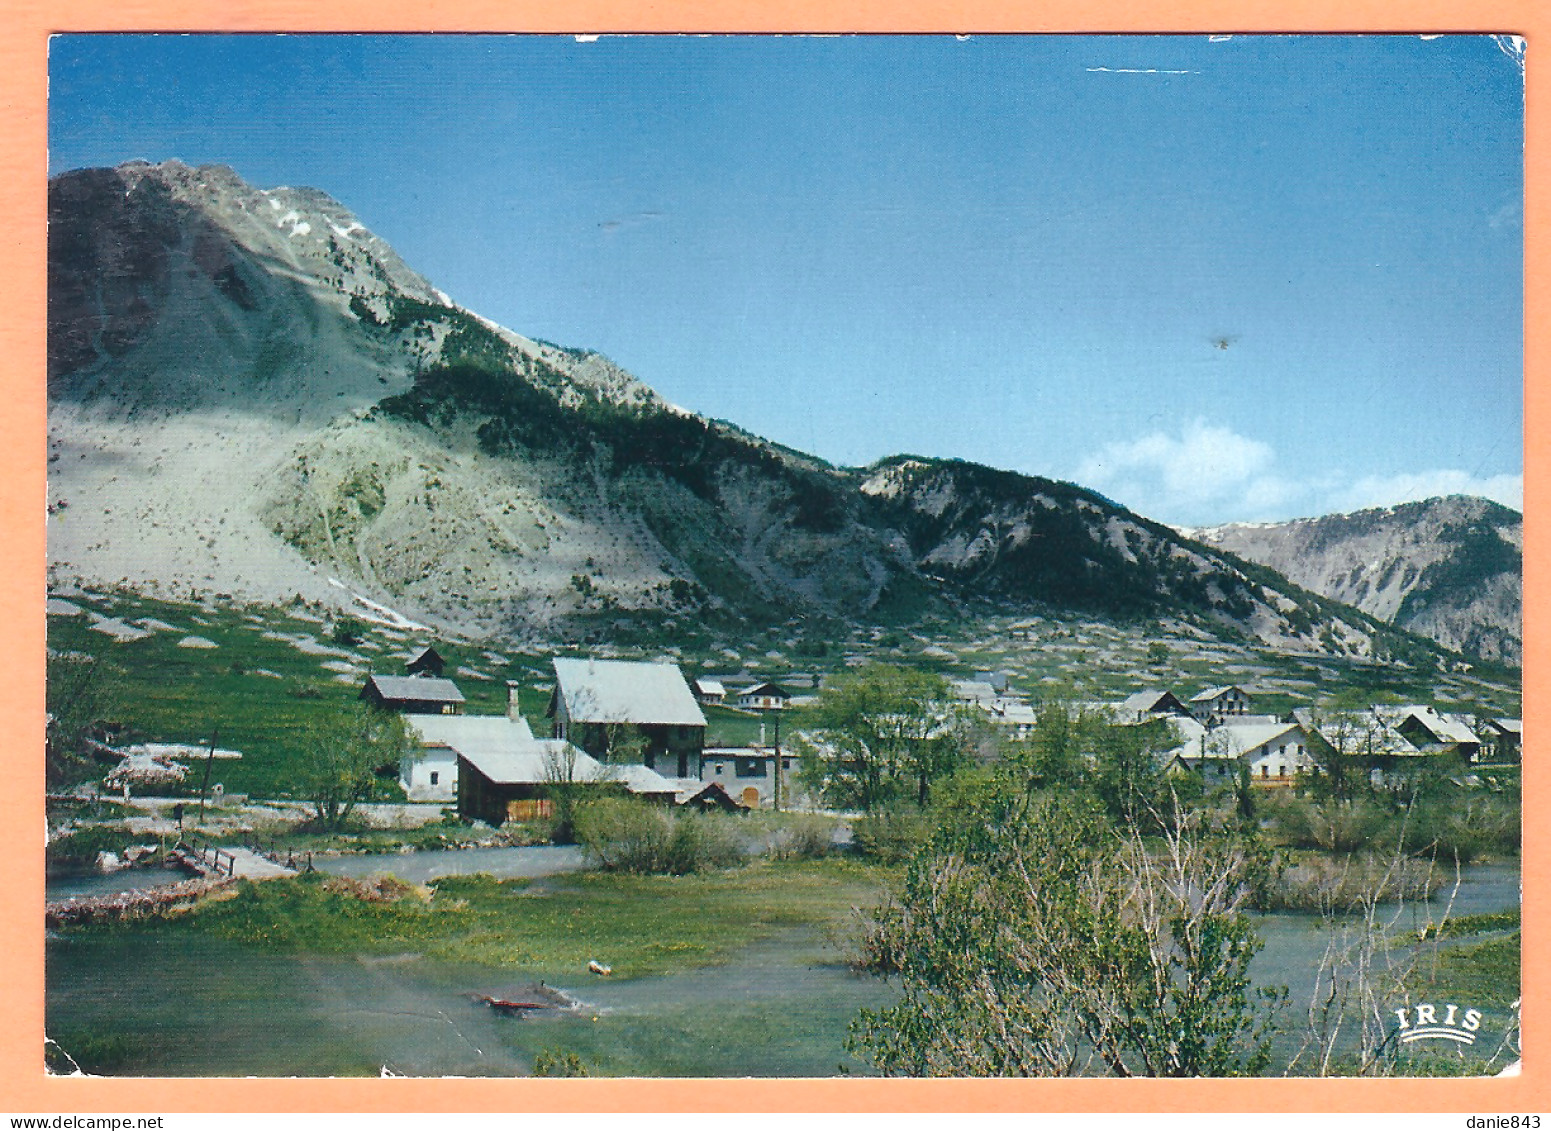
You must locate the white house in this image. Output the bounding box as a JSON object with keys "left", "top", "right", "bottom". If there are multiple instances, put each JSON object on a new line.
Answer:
{"left": 735, "top": 681, "right": 792, "bottom": 711}
{"left": 984, "top": 698, "right": 1037, "bottom": 739}
{"left": 951, "top": 679, "right": 1036, "bottom": 738}
{"left": 1170, "top": 720, "right": 1314, "bottom": 785}
{"left": 1293, "top": 705, "right": 1483, "bottom": 782}
{"left": 399, "top": 739, "right": 461, "bottom": 802}
{"left": 1481, "top": 718, "right": 1521, "bottom": 762}
{"left": 1376, "top": 705, "right": 1482, "bottom": 760}
{"left": 1189, "top": 685, "right": 1252, "bottom": 726}
{"left": 699, "top": 746, "right": 805, "bottom": 809}
{"left": 401, "top": 680, "right": 681, "bottom": 822}
{"left": 400, "top": 683, "right": 532, "bottom": 802}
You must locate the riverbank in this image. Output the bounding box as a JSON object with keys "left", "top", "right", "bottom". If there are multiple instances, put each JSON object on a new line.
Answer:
{"left": 45, "top": 852, "right": 1518, "bottom": 1077}
{"left": 47, "top": 855, "right": 897, "bottom": 1076}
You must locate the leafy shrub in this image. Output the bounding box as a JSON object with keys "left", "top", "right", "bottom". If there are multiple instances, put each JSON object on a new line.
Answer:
{"left": 764, "top": 814, "right": 835, "bottom": 860}
{"left": 850, "top": 807, "right": 932, "bottom": 863}
{"left": 1262, "top": 793, "right": 1394, "bottom": 854}
{"left": 574, "top": 798, "right": 673, "bottom": 872}
{"left": 1262, "top": 853, "right": 1443, "bottom": 912}
{"left": 666, "top": 811, "right": 745, "bottom": 873}
{"left": 330, "top": 616, "right": 365, "bottom": 646}
{"left": 1402, "top": 794, "right": 1520, "bottom": 865}
{"left": 46, "top": 824, "right": 146, "bottom": 871}
{"left": 574, "top": 798, "right": 744, "bottom": 874}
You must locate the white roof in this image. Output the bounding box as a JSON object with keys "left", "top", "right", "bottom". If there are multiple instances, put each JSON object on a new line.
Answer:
{"left": 1191, "top": 685, "right": 1246, "bottom": 703}
{"left": 456, "top": 744, "right": 561, "bottom": 786}
{"left": 1422, "top": 709, "right": 1483, "bottom": 746}
{"left": 1117, "top": 689, "right": 1182, "bottom": 716}
{"left": 694, "top": 678, "right": 726, "bottom": 696}
{"left": 736, "top": 681, "right": 791, "bottom": 697}
{"left": 1293, "top": 707, "right": 1421, "bottom": 759}
{"left": 951, "top": 680, "right": 1000, "bottom": 704}
{"left": 1173, "top": 720, "right": 1304, "bottom": 761}
{"left": 990, "top": 702, "right": 1037, "bottom": 725}
{"left": 410, "top": 711, "right": 683, "bottom": 796}
{"left": 1165, "top": 716, "right": 1210, "bottom": 749}
{"left": 607, "top": 762, "right": 683, "bottom": 796}
{"left": 1374, "top": 705, "right": 1482, "bottom": 747}
{"left": 408, "top": 712, "right": 536, "bottom": 750}
{"left": 553, "top": 658, "right": 707, "bottom": 727}
{"left": 409, "top": 713, "right": 565, "bottom": 781}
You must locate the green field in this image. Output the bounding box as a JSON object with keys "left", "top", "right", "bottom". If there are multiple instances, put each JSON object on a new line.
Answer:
{"left": 47, "top": 586, "right": 1522, "bottom": 801}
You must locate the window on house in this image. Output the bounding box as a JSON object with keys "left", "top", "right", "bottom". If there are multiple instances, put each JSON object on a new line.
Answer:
{"left": 782, "top": 759, "right": 792, "bottom": 771}
{"left": 736, "top": 759, "right": 763, "bottom": 778}
{"left": 429, "top": 771, "right": 439, "bottom": 786}
{"left": 1260, "top": 765, "right": 1269, "bottom": 778}
{"left": 714, "top": 763, "right": 725, "bottom": 775}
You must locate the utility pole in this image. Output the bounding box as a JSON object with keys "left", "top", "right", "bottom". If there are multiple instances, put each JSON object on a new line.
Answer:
{"left": 771, "top": 708, "right": 782, "bottom": 812}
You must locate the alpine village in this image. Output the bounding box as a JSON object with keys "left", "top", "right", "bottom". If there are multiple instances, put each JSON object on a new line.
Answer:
{"left": 43, "top": 160, "right": 1522, "bottom": 1080}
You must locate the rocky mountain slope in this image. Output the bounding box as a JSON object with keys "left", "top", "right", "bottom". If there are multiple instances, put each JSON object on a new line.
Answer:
{"left": 1191, "top": 497, "right": 1522, "bottom": 664}
{"left": 45, "top": 160, "right": 1439, "bottom": 660}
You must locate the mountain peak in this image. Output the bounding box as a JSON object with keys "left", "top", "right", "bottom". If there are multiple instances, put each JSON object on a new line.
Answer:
{"left": 44, "top": 160, "right": 1495, "bottom": 663}
{"left": 1195, "top": 498, "right": 1521, "bottom": 663}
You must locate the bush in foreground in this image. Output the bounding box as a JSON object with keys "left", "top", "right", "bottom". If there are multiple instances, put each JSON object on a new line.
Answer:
{"left": 574, "top": 798, "right": 744, "bottom": 874}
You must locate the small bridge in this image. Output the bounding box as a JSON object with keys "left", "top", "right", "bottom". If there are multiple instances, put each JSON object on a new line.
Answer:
{"left": 173, "top": 839, "right": 297, "bottom": 880}
{"left": 47, "top": 841, "right": 303, "bottom": 928}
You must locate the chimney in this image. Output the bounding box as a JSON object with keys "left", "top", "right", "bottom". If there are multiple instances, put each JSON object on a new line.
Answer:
{"left": 507, "top": 680, "right": 522, "bottom": 723}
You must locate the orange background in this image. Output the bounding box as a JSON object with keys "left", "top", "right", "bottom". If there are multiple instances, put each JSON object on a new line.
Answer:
{"left": 0, "top": 0, "right": 1542, "bottom": 1113}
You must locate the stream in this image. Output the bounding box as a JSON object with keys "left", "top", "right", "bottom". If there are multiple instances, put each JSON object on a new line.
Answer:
{"left": 45, "top": 853, "right": 1519, "bottom": 1077}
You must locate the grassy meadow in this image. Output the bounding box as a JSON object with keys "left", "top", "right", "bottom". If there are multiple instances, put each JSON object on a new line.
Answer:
{"left": 48, "top": 586, "right": 1522, "bottom": 802}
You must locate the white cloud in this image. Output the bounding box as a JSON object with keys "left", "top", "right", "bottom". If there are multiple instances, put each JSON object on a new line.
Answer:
{"left": 1332, "top": 470, "right": 1523, "bottom": 515}
{"left": 1075, "top": 420, "right": 1298, "bottom": 524}
{"left": 1073, "top": 420, "right": 1522, "bottom": 525}
{"left": 1488, "top": 199, "right": 1522, "bottom": 231}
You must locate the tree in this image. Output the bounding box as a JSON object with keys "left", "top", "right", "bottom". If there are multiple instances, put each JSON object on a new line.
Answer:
{"left": 1091, "top": 717, "right": 1175, "bottom": 826}
{"left": 302, "top": 705, "right": 411, "bottom": 830}
{"left": 1306, "top": 709, "right": 1388, "bottom": 801}
{"left": 329, "top": 616, "right": 366, "bottom": 646}
{"left": 46, "top": 651, "right": 119, "bottom": 788}
{"left": 851, "top": 794, "right": 1283, "bottom": 1077}
{"left": 1004, "top": 700, "right": 1094, "bottom": 793}
{"left": 797, "top": 663, "right": 966, "bottom": 811}
{"left": 541, "top": 742, "right": 615, "bottom": 843}
{"left": 598, "top": 722, "right": 648, "bottom": 764}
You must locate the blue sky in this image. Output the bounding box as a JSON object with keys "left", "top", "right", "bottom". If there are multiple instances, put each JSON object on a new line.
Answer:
{"left": 48, "top": 34, "right": 1524, "bottom": 526}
